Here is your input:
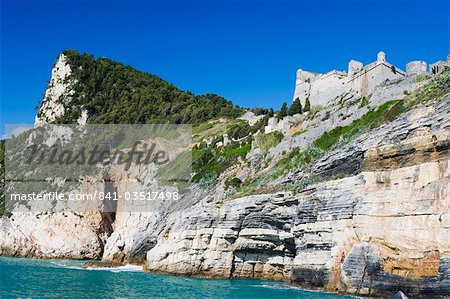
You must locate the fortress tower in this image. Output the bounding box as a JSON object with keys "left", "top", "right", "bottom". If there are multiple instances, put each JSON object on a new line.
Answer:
{"left": 430, "top": 55, "right": 450, "bottom": 75}
{"left": 406, "top": 61, "right": 428, "bottom": 76}
{"left": 377, "top": 51, "right": 386, "bottom": 63}
{"left": 348, "top": 60, "right": 363, "bottom": 79}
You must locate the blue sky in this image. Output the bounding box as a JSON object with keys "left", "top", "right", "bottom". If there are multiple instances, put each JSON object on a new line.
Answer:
{"left": 1, "top": 0, "right": 449, "bottom": 136}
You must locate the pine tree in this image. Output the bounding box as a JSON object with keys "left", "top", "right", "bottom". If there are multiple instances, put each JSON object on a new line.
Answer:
{"left": 288, "top": 98, "right": 302, "bottom": 115}
{"left": 304, "top": 97, "right": 311, "bottom": 112}
{"left": 277, "top": 102, "right": 288, "bottom": 119}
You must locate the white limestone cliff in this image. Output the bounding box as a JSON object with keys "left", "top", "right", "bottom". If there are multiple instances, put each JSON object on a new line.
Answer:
{"left": 35, "top": 54, "right": 74, "bottom": 126}
{"left": 35, "top": 54, "right": 88, "bottom": 126}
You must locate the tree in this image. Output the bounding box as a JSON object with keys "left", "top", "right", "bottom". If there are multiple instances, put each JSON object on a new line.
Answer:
{"left": 304, "top": 97, "right": 311, "bottom": 112}
{"left": 288, "top": 98, "right": 302, "bottom": 115}
{"left": 277, "top": 102, "right": 288, "bottom": 119}
{"left": 0, "top": 141, "right": 8, "bottom": 217}
{"left": 53, "top": 50, "right": 245, "bottom": 125}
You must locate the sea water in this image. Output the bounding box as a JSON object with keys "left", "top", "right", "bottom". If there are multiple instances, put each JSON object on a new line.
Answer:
{"left": 0, "top": 256, "right": 354, "bottom": 298}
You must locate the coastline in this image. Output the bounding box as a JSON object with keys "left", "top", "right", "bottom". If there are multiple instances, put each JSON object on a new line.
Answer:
{"left": 0, "top": 256, "right": 356, "bottom": 298}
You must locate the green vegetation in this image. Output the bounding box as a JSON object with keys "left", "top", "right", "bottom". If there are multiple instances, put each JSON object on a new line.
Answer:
{"left": 227, "top": 121, "right": 252, "bottom": 140}
{"left": 250, "top": 108, "right": 274, "bottom": 117}
{"left": 303, "top": 97, "right": 311, "bottom": 112}
{"left": 358, "top": 96, "right": 369, "bottom": 108}
{"left": 43, "top": 50, "right": 243, "bottom": 124}
{"left": 276, "top": 102, "right": 288, "bottom": 119}
{"left": 305, "top": 105, "right": 324, "bottom": 120}
{"left": 223, "top": 143, "right": 252, "bottom": 157}
{"left": 155, "top": 150, "right": 191, "bottom": 190}
{"left": 321, "top": 111, "right": 330, "bottom": 121}
{"left": 408, "top": 70, "right": 450, "bottom": 106}
{"left": 413, "top": 73, "right": 431, "bottom": 83}
{"left": 192, "top": 140, "right": 252, "bottom": 184}
{"left": 288, "top": 98, "right": 302, "bottom": 115}
{"left": 275, "top": 146, "right": 323, "bottom": 175}
{"left": 313, "top": 100, "right": 405, "bottom": 151}
{"left": 193, "top": 113, "right": 269, "bottom": 146}
{"left": 224, "top": 177, "right": 242, "bottom": 190}
{"left": 268, "top": 100, "right": 409, "bottom": 193}
{"left": 212, "top": 71, "right": 450, "bottom": 199}
{"left": 391, "top": 65, "right": 396, "bottom": 74}
{"left": 255, "top": 131, "right": 284, "bottom": 152}
{"left": 276, "top": 70, "right": 450, "bottom": 180}
{"left": 193, "top": 119, "right": 241, "bottom": 144}
{"left": 292, "top": 128, "right": 307, "bottom": 137}
{"left": 0, "top": 141, "right": 7, "bottom": 217}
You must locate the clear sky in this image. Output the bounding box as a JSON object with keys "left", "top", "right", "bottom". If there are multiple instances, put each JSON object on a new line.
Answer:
{"left": 1, "top": 0, "right": 449, "bottom": 136}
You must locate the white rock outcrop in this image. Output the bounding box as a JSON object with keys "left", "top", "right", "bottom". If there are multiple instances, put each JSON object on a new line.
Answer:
{"left": 35, "top": 54, "right": 76, "bottom": 126}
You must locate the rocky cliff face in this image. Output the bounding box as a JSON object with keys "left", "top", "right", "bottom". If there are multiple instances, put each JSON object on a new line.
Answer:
{"left": 0, "top": 212, "right": 105, "bottom": 259}
{"left": 35, "top": 54, "right": 74, "bottom": 126}
{"left": 136, "top": 95, "right": 449, "bottom": 297}
{"left": 1, "top": 52, "right": 449, "bottom": 298}
{"left": 34, "top": 53, "right": 90, "bottom": 126}
{"left": 88, "top": 94, "right": 449, "bottom": 297}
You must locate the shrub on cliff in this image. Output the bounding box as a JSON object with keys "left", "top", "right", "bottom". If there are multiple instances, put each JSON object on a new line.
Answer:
{"left": 288, "top": 98, "right": 302, "bottom": 115}
{"left": 192, "top": 140, "right": 252, "bottom": 184}
{"left": 411, "top": 70, "right": 450, "bottom": 105}
{"left": 276, "top": 102, "right": 288, "bottom": 119}
{"left": 313, "top": 100, "right": 406, "bottom": 151}
{"left": 227, "top": 122, "right": 251, "bottom": 140}
{"left": 303, "top": 97, "right": 311, "bottom": 112}
{"left": 255, "top": 131, "right": 284, "bottom": 152}
{"left": 0, "top": 141, "right": 8, "bottom": 217}
{"left": 224, "top": 177, "right": 242, "bottom": 190}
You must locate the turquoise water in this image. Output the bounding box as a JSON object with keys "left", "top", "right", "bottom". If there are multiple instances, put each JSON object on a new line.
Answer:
{"left": 0, "top": 257, "right": 353, "bottom": 298}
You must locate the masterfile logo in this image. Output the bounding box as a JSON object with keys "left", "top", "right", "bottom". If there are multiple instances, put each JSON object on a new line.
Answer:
{"left": 4, "top": 124, "right": 192, "bottom": 213}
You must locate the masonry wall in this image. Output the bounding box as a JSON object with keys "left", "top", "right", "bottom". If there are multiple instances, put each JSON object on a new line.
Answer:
{"left": 294, "top": 71, "right": 347, "bottom": 107}
{"left": 348, "top": 63, "right": 405, "bottom": 98}
{"left": 293, "top": 54, "right": 450, "bottom": 111}
{"left": 293, "top": 70, "right": 318, "bottom": 103}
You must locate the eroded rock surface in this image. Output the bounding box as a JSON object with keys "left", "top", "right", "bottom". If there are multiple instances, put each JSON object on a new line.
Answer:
{"left": 139, "top": 96, "right": 450, "bottom": 297}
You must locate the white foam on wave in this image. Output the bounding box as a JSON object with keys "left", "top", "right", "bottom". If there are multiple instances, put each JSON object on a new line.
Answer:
{"left": 50, "top": 261, "right": 67, "bottom": 267}
{"left": 85, "top": 264, "right": 143, "bottom": 273}
{"left": 256, "top": 283, "right": 302, "bottom": 290}
{"left": 50, "top": 261, "right": 85, "bottom": 270}
{"left": 50, "top": 261, "right": 143, "bottom": 272}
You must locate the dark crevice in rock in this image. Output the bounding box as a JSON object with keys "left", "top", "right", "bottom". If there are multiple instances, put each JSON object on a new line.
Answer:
{"left": 96, "top": 171, "right": 118, "bottom": 258}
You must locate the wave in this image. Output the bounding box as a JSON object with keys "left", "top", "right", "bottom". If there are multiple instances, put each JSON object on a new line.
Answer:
{"left": 85, "top": 264, "right": 143, "bottom": 273}
{"left": 256, "top": 283, "right": 303, "bottom": 291}
{"left": 50, "top": 261, "right": 82, "bottom": 269}
{"left": 50, "top": 261, "right": 143, "bottom": 272}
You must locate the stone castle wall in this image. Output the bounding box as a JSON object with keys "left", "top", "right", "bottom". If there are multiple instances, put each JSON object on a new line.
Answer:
{"left": 407, "top": 61, "right": 427, "bottom": 76}
{"left": 293, "top": 52, "right": 450, "bottom": 107}
{"left": 293, "top": 70, "right": 346, "bottom": 107}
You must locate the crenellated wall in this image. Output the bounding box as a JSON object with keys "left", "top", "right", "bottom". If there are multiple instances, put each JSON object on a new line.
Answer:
{"left": 293, "top": 52, "right": 449, "bottom": 107}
